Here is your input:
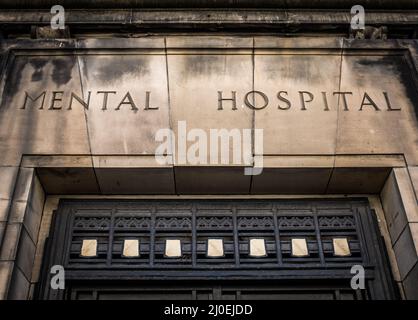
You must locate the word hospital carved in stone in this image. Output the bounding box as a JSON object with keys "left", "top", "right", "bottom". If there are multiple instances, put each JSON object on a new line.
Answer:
{"left": 218, "top": 90, "right": 401, "bottom": 111}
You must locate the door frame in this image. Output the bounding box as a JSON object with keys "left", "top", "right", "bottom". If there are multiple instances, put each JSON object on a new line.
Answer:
{"left": 36, "top": 198, "right": 399, "bottom": 300}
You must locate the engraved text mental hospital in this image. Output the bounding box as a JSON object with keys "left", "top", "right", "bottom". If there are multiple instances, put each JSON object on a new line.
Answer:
{"left": 20, "top": 90, "right": 401, "bottom": 112}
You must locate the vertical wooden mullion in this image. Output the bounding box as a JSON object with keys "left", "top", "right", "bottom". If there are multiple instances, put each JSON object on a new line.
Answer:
{"left": 334, "top": 289, "right": 341, "bottom": 300}
{"left": 69, "top": 287, "right": 77, "bottom": 301}
{"left": 353, "top": 206, "right": 369, "bottom": 263}
{"left": 355, "top": 289, "right": 364, "bottom": 300}
{"left": 63, "top": 208, "right": 76, "bottom": 268}
{"left": 312, "top": 207, "right": 325, "bottom": 265}
{"left": 232, "top": 207, "right": 240, "bottom": 267}
{"left": 192, "top": 204, "right": 197, "bottom": 267}
{"left": 150, "top": 206, "right": 156, "bottom": 267}
{"left": 273, "top": 205, "right": 282, "bottom": 266}
{"left": 213, "top": 285, "right": 222, "bottom": 300}
{"left": 236, "top": 290, "right": 242, "bottom": 300}
{"left": 106, "top": 207, "right": 115, "bottom": 267}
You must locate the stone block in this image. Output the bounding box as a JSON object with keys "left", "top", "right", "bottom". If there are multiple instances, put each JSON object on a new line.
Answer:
{"left": 381, "top": 171, "right": 409, "bottom": 244}
{"left": 36, "top": 167, "right": 99, "bottom": 194}
{"left": 165, "top": 239, "right": 181, "bottom": 258}
{"left": 254, "top": 37, "right": 342, "bottom": 49}
{"left": 166, "top": 36, "right": 253, "bottom": 49}
{"left": 0, "top": 199, "right": 10, "bottom": 222}
{"left": 8, "top": 201, "right": 28, "bottom": 224}
{"left": 402, "top": 260, "right": 418, "bottom": 299}
{"left": 249, "top": 238, "right": 266, "bottom": 257}
{"left": 207, "top": 239, "right": 224, "bottom": 257}
{"left": 411, "top": 222, "right": 418, "bottom": 256}
{"left": 0, "top": 223, "right": 22, "bottom": 261}
{"left": 167, "top": 52, "right": 253, "bottom": 165}
{"left": 409, "top": 166, "right": 418, "bottom": 199}
{"left": 336, "top": 55, "right": 418, "bottom": 166}
{"left": 79, "top": 37, "right": 166, "bottom": 50}
{"left": 0, "top": 167, "right": 18, "bottom": 200}
{"left": 22, "top": 204, "right": 43, "bottom": 251}
{"left": 327, "top": 167, "right": 391, "bottom": 194}
{"left": 0, "top": 55, "right": 91, "bottom": 166}
{"left": 80, "top": 239, "right": 97, "bottom": 257}
{"left": 95, "top": 168, "right": 175, "bottom": 195}
{"left": 393, "top": 225, "right": 418, "bottom": 280}
{"left": 14, "top": 227, "right": 36, "bottom": 280}
{"left": 0, "top": 222, "right": 6, "bottom": 247}
{"left": 22, "top": 155, "right": 93, "bottom": 168}
{"left": 93, "top": 156, "right": 175, "bottom": 194}
{"left": 77, "top": 53, "right": 170, "bottom": 155}
{"left": 0, "top": 261, "right": 14, "bottom": 300}
{"left": 393, "top": 168, "right": 418, "bottom": 223}
{"left": 123, "top": 239, "right": 139, "bottom": 257}
{"left": 7, "top": 267, "right": 30, "bottom": 300}
{"left": 291, "top": 238, "right": 309, "bottom": 257}
{"left": 175, "top": 166, "right": 251, "bottom": 194}
{"left": 13, "top": 168, "right": 34, "bottom": 203}
{"left": 27, "top": 174, "right": 45, "bottom": 214}
{"left": 333, "top": 238, "right": 351, "bottom": 256}
{"left": 254, "top": 53, "right": 341, "bottom": 155}
{"left": 251, "top": 168, "right": 332, "bottom": 194}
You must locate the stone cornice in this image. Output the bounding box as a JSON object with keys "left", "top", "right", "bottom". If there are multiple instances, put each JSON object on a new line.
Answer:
{"left": 1, "top": 9, "right": 418, "bottom": 26}
{"left": 1, "top": 0, "right": 418, "bottom": 10}
{"left": 0, "top": 8, "right": 417, "bottom": 38}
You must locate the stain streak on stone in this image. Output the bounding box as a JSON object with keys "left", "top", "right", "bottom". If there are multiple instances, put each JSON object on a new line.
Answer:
{"left": 184, "top": 55, "right": 226, "bottom": 77}
{"left": 30, "top": 58, "right": 48, "bottom": 82}
{"left": 94, "top": 56, "right": 150, "bottom": 85}
{"left": 51, "top": 57, "right": 75, "bottom": 86}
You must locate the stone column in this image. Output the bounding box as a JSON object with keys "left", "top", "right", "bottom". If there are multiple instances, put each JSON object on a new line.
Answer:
{"left": 381, "top": 168, "right": 418, "bottom": 299}
{"left": 0, "top": 167, "right": 45, "bottom": 299}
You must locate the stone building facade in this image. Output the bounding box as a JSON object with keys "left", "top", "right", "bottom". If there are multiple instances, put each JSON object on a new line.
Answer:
{"left": 0, "top": 0, "right": 417, "bottom": 300}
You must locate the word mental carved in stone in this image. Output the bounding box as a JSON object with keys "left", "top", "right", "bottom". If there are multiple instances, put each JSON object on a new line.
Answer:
{"left": 20, "top": 90, "right": 159, "bottom": 111}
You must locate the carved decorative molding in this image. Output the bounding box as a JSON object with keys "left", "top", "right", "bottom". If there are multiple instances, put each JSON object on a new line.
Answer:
{"left": 349, "top": 26, "right": 388, "bottom": 40}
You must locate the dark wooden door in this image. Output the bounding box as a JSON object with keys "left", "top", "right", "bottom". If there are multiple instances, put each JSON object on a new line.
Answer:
{"left": 36, "top": 199, "right": 398, "bottom": 300}
{"left": 67, "top": 280, "right": 367, "bottom": 300}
